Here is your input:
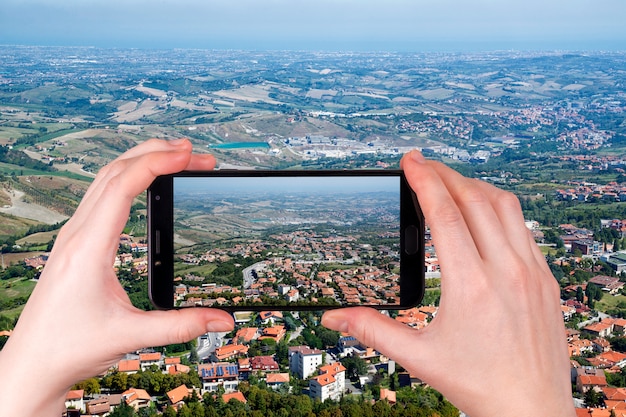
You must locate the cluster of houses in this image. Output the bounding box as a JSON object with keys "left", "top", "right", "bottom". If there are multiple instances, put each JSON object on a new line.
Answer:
{"left": 556, "top": 182, "right": 626, "bottom": 203}
{"left": 175, "top": 229, "right": 407, "bottom": 308}
{"left": 562, "top": 273, "right": 626, "bottom": 415}
{"left": 61, "top": 306, "right": 438, "bottom": 415}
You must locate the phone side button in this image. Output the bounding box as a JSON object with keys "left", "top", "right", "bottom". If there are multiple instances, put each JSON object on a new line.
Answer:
{"left": 403, "top": 225, "right": 419, "bottom": 255}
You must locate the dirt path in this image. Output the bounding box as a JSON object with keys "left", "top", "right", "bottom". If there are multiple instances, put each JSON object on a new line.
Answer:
{"left": 0, "top": 189, "right": 68, "bottom": 225}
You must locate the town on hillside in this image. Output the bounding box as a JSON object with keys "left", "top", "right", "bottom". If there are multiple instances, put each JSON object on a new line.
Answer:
{"left": 12, "top": 213, "right": 626, "bottom": 416}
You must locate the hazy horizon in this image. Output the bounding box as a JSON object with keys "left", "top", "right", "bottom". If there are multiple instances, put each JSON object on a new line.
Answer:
{"left": 1, "top": 0, "right": 625, "bottom": 53}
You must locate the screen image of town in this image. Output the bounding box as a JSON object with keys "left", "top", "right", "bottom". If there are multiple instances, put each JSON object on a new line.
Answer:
{"left": 172, "top": 175, "right": 403, "bottom": 309}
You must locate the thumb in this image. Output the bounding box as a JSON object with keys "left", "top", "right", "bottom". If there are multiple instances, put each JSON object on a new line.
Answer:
{"left": 124, "top": 308, "right": 235, "bottom": 351}
{"left": 322, "top": 307, "right": 425, "bottom": 365}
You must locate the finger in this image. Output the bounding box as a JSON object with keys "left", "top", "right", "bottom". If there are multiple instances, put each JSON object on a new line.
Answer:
{"left": 79, "top": 139, "right": 191, "bottom": 208}
{"left": 121, "top": 308, "right": 234, "bottom": 352}
{"left": 426, "top": 162, "right": 519, "bottom": 263}
{"left": 322, "top": 308, "right": 427, "bottom": 366}
{"left": 471, "top": 179, "right": 538, "bottom": 260}
{"left": 400, "top": 151, "right": 482, "bottom": 281}
{"left": 62, "top": 142, "right": 195, "bottom": 252}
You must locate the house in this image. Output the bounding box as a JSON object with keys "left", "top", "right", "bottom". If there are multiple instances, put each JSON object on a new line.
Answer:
{"left": 284, "top": 288, "right": 300, "bottom": 302}
{"left": 222, "top": 391, "right": 247, "bottom": 404}
{"left": 587, "top": 350, "right": 626, "bottom": 369}
{"left": 395, "top": 308, "right": 428, "bottom": 328}
{"left": 337, "top": 335, "right": 367, "bottom": 357}
{"left": 260, "top": 325, "right": 286, "bottom": 343}
{"left": 214, "top": 344, "right": 249, "bottom": 361}
{"left": 250, "top": 355, "right": 280, "bottom": 372}
{"left": 593, "top": 338, "right": 611, "bottom": 353}
{"left": 583, "top": 320, "right": 614, "bottom": 338}
{"left": 562, "top": 304, "right": 577, "bottom": 321}
{"left": 118, "top": 359, "right": 140, "bottom": 374}
{"left": 86, "top": 397, "right": 114, "bottom": 416}
{"left": 379, "top": 388, "right": 397, "bottom": 404}
{"left": 259, "top": 311, "right": 284, "bottom": 325}
{"left": 568, "top": 337, "right": 594, "bottom": 356}
{"left": 602, "top": 386, "right": 626, "bottom": 410}
{"left": 139, "top": 352, "right": 163, "bottom": 370}
{"left": 167, "top": 384, "right": 192, "bottom": 408}
{"left": 575, "top": 367, "right": 607, "bottom": 393}
{"left": 121, "top": 388, "right": 151, "bottom": 411}
{"left": 168, "top": 363, "right": 191, "bottom": 375}
{"left": 198, "top": 362, "right": 239, "bottom": 393}
{"left": 266, "top": 373, "right": 290, "bottom": 390}
{"left": 164, "top": 357, "right": 182, "bottom": 373}
{"left": 289, "top": 346, "right": 324, "bottom": 379}
{"left": 234, "top": 327, "right": 258, "bottom": 343}
{"left": 575, "top": 408, "right": 625, "bottom": 417}
{"left": 65, "top": 390, "right": 85, "bottom": 414}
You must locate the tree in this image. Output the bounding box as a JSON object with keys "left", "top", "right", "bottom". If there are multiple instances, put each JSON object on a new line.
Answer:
{"left": 109, "top": 401, "right": 137, "bottom": 417}
{"left": 189, "top": 347, "right": 199, "bottom": 364}
{"left": 163, "top": 406, "right": 178, "bottom": 417}
{"left": 72, "top": 377, "right": 101, "bottom": 395}
{"left": 584, "top": 388, "right": 604, "bottom": 407}
{"left": 341, "top": 355, "right": 367, "bottom": 379}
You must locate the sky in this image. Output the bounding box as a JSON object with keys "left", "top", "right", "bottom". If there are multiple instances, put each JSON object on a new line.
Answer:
{"left": 174, "top": 176, "right": 399, "bottom": 195}
{"left": 1, "top": 0, "right": 625, "bottom": 51}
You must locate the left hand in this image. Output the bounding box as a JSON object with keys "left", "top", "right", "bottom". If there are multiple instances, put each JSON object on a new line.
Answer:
{"left": 0, "top": 139, "right": 235, "bottom": 416}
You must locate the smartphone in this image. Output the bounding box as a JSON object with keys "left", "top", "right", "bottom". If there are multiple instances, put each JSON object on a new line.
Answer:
{"left": 147, "top": 170, "right": 425, "bottom": 311}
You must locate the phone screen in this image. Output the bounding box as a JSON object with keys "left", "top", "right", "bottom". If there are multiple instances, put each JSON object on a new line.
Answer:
{"left": 170, "top": 174, "right": 407, "bottom": 309}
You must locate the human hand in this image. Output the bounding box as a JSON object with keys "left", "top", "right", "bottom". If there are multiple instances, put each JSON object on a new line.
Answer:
{"left": 0, "top": 139, "right": 234, "bottom": 416}
{"left": 322, "top": 151, "right": 575, "bottom": 417}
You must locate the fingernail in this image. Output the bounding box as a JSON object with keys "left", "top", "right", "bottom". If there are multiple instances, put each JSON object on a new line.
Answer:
{"left": 169, "top": 138, "right": 189, "bottom": 146}
{"left": 411, "top": 150, "right": 427, "bottom": 164}
{"left": 321, "top": 311, "right": 349, "bottom": 333}
{"left": 206, "top": 319, "right": 234, "bottom": 333}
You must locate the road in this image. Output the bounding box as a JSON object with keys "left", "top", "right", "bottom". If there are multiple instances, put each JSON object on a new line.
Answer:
{"left": 577, "top": 311, "right": 611, "bottom": 329}
{"left": 242, "top": 262, "right": 266, "bottom": 289}
{"left": 197, "top": 331, "right": 227, "bottom": 361}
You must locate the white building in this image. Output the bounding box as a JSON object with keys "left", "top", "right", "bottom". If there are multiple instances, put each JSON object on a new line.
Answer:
{"left": 289, "top": 346, "right": 323, "bottom": 379}
{"left": 309, "top": 363, "right": 346, "bottom": 402}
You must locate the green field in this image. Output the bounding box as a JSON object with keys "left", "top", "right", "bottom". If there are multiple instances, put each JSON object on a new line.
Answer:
{"left": 596, "top": 294, "right": 626, "bottom": 312}
{"left": 0, "top": 278, "right": 36, "bottom": 320}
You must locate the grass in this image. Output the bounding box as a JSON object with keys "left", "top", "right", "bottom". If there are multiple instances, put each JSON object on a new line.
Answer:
{"left": 596, "top": 294, "right": 626, "bottom": 312}
{"left": 16, "top": 230, "right": 58, "bottom": 245}
{"left": 0, "top": 278, "right": 37, "bottom": 320}
{"left": 174, "top": 263, "right": 217, "bottom": 277}
{"left": 0, "top": 161, "right": 93, "bottom": 181}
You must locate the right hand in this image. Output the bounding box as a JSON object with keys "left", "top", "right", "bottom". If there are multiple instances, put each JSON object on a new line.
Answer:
{"left": 322, "top": 151, "right": 575, "bottom": 417}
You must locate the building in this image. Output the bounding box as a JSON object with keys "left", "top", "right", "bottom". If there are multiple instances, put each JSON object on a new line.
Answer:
{"left": 213, "top": 344, "right": 249, "bottom": 361}
{"left": 571, "top": 240, "right": 603, "bottom": 256}
{"left": 139, "top": 352, "right": 163, "bottom": 371}
{"left": 167, "top": 385, "right": 192, "bottom": 408}
{"left": 575, "top": 367, "right": 607, "bottom": 393}
{"left": 121, "top": 388, "right": 151, "bottom": 411}
{"left": 308, "top": 363, "right": 346, "bottom": 402}
{"left": 289, "top": 346, "right": 323, "bottom": 379}
{"left": 198, "top": 362, "right": 240, "bottom": 393}
{"left": 250, "top": 356, "right": 280, "bottom": 372}
{"left": 606, "top": 252, "right": 626, "bottom": 274}
{"left": 266, "top": 373, "right": 291, "bottom": 390}
{"left": 589, "top": 275, "right": 625, "bottom": 294}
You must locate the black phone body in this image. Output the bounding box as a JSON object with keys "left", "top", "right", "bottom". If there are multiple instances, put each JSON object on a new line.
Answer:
{"left": 148, "top": 170, "right": 425, "bottom": 312}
